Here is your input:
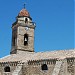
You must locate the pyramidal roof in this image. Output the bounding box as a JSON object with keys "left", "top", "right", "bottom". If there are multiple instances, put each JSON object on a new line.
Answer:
{"left": 18, "top": 8, "right": 30, "bottom": 17}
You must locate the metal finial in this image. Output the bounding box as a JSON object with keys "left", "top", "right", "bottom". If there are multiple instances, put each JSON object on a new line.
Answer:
{"left": 24, "top": 3, "right": 26, "bottom": 9}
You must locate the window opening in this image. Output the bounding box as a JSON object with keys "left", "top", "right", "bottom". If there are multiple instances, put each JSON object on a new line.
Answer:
{"left": 24, "top": 34, "right": 28, "bottom": 45}
{"left": 4, "top": 66, "right": 10, "bottom": 72}
{"left": 41, "top": 64, "right": 48, "bottom": 70}
{"left": 25, "top": 18, "right": 28, "bottom": 23}
{"left": 13, "top": 37, "right": 15, "bottom": 46}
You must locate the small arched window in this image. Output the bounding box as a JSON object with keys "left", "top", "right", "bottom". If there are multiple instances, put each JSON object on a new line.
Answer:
{"left": 4, "top": 66, "right": 10, "bottom": 72}
{"left": 25, "top": 18, "right": 28, "bottom": 23}
{"left": 24, "top": 34, "right": 28, "bottom": 46}
{"left": 13, "top": 37, "right": 15, "bottom": 46}
{"left": 41, "top": 64, "right": 48, "bottom": 70}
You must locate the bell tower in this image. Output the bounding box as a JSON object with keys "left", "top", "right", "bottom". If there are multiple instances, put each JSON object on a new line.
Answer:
{"left": 10, "top": 8, "right": 36, "bottom": 54}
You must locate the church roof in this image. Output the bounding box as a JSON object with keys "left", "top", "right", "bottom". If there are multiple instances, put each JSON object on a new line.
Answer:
{"left": 18, "top": 8, "right": 30, "bottom": 17}
{"left": 0, "top": 49, "right": 75, "bottom": 63}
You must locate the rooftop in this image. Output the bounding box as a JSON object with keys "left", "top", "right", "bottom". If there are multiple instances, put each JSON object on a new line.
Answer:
{"left": 18, "top": 8, "right": 30, "bottom": 17}
{"left": 0, "top": 49, "right": 75, "bottom": 63}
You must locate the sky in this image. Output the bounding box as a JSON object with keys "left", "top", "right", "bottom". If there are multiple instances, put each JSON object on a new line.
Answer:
{"left": 0, "top": 0, "right": 74, "bottom": 58}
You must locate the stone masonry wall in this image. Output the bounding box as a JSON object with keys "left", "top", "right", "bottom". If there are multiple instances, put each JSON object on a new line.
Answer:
{"left": 22, "top": 58, "right": 75, "bottom": 75}
{"left": 0, "top": 58, "right": 75, "bottom": 75}
{"left": 67, "top": 58, "right": 75, "bottom": 75}
{"left": 0, "top": 62, "right": 18, "bottom": 75}
{"left": 22, "top": 59, "right": 56, "bottom": 75}
{"left": 58, "top": 59, "right": 67, "bottom": 75}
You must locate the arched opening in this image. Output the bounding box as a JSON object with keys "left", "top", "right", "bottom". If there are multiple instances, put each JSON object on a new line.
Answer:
{"left": 25, "top": 18, "right": 28, "bottom": 23}
{"left": 24, "top": 34, "right": 28, "bottom": 46}
{"left": 41, "top": 64, "right": 48, "bottom": 70}
{"left": 4, "top": 66, "right": 10, "bottom": 72}
{"left": 13, "top": 37, "right": 15, "bottom": 46}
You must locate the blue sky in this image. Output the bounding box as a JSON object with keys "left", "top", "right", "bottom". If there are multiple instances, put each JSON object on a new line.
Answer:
{"left": 0, "top": 0, "right": 74, "bottom": 58}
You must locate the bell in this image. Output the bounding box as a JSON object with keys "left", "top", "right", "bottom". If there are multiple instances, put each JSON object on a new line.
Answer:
{"left": 25, "top": 38, "right": 27, "bottom": 41}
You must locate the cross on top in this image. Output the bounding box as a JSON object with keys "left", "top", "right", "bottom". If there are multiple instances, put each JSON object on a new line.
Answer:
{"left": 24, "top": 3, "right": 26, "bottom": 9}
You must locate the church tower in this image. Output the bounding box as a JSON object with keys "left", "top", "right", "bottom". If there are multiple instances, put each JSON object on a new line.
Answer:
{"left": 10, "top": 8, "right": 36, "bottom": 54}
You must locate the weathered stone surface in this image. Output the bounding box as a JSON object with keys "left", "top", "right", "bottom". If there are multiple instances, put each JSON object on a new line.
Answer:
{"left": 0, "top": 7, "right": 75, "bottom": 75}
{"left": 52, "top": 60, "right": 63, "bottom": 75}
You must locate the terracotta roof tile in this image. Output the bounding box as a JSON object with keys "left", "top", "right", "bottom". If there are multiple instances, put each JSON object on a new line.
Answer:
{"left": 18, "top": 8, "right": 30, "bottom": 17}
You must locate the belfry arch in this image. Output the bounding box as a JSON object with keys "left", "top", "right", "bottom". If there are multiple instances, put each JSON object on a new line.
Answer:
{"left": 24, "top": 34, "right": 28, "bottom": 46}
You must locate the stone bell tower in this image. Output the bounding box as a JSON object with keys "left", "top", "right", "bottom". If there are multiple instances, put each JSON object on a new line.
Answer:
{"left": 10, "top": 8, "right": 36, "bottom": 54}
